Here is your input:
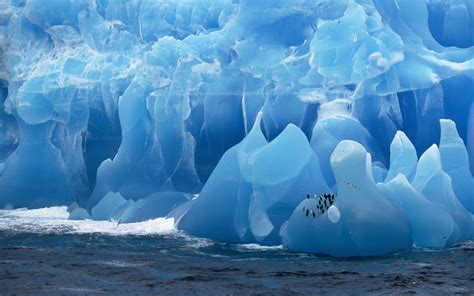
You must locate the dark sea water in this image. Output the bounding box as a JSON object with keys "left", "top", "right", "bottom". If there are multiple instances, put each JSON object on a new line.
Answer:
{"left": 0, "top": 207, "right": 473, "bottom": 295}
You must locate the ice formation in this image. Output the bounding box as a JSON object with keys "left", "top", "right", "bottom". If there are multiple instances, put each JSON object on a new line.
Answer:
{"left": 0, "top": 0, "right": 473, "bottom": 256}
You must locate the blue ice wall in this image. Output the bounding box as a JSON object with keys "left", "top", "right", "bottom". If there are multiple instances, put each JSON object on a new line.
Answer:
{"left": 0, "top": 0, "right": 473, "bottom": 256}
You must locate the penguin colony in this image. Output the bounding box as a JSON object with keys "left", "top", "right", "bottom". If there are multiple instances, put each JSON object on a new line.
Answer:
{"left": 302, "top": 192, "right": 336, "bottom": 218}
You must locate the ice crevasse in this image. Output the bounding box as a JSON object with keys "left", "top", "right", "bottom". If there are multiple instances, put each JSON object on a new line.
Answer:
{"left": 0, "top": 0, "right": 473, "bottom": 256}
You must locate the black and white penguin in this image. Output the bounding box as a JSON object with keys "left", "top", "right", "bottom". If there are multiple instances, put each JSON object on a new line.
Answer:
{"left": 306, "top": 209, "right": 309, "bottom": 217}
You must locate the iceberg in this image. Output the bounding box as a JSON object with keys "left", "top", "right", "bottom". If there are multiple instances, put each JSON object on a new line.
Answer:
{"left": 385, "top": 131, "right": 418, "bottom": 182}
{"left": 281, "top": 140, "right": 412, "bottom": 257}
{"left": 412, "top": 144, "right": 473, "bottom": 242}
{"left": 176, "top": 113, "right": 328, "bottom": 245}
{"left": 378, "top": 174, "right": 454, "bottom": 248}
{"left": 0, "top": 0, "right": 473, "bottom": 256}
{"left": 175, "top": 113, "right": 268, "bottom": 244}
{"left": 310, "top": 114, "right": 380, "bottom": 187}
{"left": 439, "top": 119, "right": 474, "bottom": 213}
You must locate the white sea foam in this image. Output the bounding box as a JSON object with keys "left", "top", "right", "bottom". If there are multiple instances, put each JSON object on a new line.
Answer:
{"left": 0, "top": 206, "right": 176, "bottom": 236}
{"left": 239, "top": 244, "right": 284, "bottom": 251}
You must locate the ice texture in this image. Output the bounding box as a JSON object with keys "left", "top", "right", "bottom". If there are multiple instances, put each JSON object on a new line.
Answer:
{"left": 378, "top": 174, "right": 455, "bottom": 248}
{"left": 176, "top": 113, "right": 329, "bottom": 245}
{"left": 412, "top": 144, "right": 473, "bottom": 242}
{"left": 281, "top": 140, "right": 413, "bottom": 257}
{"left": 439, "top": 119, "right": 474, "bottom": 213}
{"left": 385, "top": 131, "right": 418, "bottom": 182}
{"left": 0, "top": 0, "right": 473, "bottom": 256}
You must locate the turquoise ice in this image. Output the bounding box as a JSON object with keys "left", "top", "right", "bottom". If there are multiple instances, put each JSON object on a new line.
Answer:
{"left": 281, "top": 140, "right": 412, "bottom": 257}
{"left": 0, "top": 0, "right": 473, "bottom": 256}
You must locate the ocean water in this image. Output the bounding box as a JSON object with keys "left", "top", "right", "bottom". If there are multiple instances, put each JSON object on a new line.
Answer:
{"left": 0, "top": 207, "right": 472, "bottom": 294}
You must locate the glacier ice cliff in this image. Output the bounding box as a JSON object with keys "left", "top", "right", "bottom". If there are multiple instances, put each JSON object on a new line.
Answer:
{"left": 0, "top": 0, "right": 473, "bottom": 256}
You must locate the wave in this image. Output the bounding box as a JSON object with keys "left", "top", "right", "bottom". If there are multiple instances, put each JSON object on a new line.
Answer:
{"left": 0, "top": 206, "right": 176, "bottom": 236}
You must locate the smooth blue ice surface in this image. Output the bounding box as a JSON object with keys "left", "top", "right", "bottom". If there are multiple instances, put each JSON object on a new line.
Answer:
{"left": 0, "top": 0, "right": 473, "bottom": 256}
{"left": 282, "top": 140, "right": 413, "bottom": 257}
{"left": 385, "top": 131, "right": 418, "bottom": 183}
{"left": 378, "top": 174, "right": 455, "bottom": 248}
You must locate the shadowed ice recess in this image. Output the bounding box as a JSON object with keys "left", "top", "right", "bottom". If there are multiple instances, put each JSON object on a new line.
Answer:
{"left": 0, "top": 0, "right": 473, "bottom": 256}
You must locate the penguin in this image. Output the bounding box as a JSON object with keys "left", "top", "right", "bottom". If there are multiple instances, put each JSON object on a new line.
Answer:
{"left": 312, "top": 211, "right": 316, "bottom": 217}
{"left": 307, "top": 194, "right": 310, "bottom": 199}
{"left": 306, "top": 209, "right": 309, "bottom": 217}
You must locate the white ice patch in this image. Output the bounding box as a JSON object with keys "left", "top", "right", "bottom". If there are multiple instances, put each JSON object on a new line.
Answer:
{"left": 328, "top": 205, "right": 340, "bottom": 223}
{"left": 0, "top": 206, "right": 176, "bottom": 236}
